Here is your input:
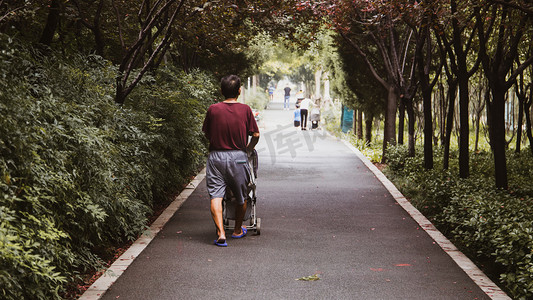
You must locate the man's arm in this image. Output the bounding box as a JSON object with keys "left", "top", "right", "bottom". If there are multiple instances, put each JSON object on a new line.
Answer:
{"left": 247, "top": 132, "right": 260, "bottom": 153}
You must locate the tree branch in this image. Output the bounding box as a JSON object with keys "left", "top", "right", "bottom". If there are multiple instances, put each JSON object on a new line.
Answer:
{"left": 111, "top": 0, "right": 126, "bottom": 52}
{"left": 0, "top": 3, "right": 28, "bottom": 23}
{"left": 121, "top": 0, "right": 183, "bottom": 101}
{"left": 339, "top": 30, "right": 389, "bottom": 89}
{"left": 488, "top": 0, "right": 533, "bottom": 16}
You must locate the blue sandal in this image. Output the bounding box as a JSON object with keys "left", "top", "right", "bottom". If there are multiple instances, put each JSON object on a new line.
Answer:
{"left": 231, "top": 226, "right": 247, "bottom": 239}
{"left": 214, "top": 238, "right": 227, "bottom": 247}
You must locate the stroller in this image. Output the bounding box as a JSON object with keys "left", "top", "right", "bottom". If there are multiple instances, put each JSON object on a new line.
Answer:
{"left": 310, "top": 108, "right": 320, "bottom": 130}
{"left": 222, "top": 150, "right": 261, "bottom": 235}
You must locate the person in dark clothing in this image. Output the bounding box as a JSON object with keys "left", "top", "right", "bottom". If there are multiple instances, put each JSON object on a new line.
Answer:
{"left": 283, "top": 86, "right": 291, "bottom": 110}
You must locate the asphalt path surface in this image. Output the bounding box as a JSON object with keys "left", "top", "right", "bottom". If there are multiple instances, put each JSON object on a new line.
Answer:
{"left": 101, "top": 101, "right": 491, "bottom": 299}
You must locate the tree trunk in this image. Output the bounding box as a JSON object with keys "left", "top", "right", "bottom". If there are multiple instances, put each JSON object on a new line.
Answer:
{"left": 353, "top": 109, "right": 357, "bottom": 136}
{"left": 340, "top": 104, "right": 345, "bottom": 130}
{"left": 357, "top": 110, "right": 363, "bottom": 139}
{"left": 76, "top": 0, "right": 105, "bottom": 56}
{"left": 474, "top": 94, "right": 486, "bottom": 153}
{"left": 315, "top": 69, "right": 322, "bottom": 100}
{"left": 405, "top": 98, "right": 416, "bottom": 157}
{"left": 457, "top": 77, "right": 470, "bottom": 178}
{"left": 398, "top": 98, "right": 405, "bottom": 145}
{"left": 382, "top": 85, "right": 398, "bottom": 162}
{"left": 515, "top": 74, "right": 527, "bottom": 153}
{"left": 474, "top": 80, "right": 486, "bottom": 153}
{"left": 515, "top": 90, "right": 524, "bottom": 154}
{"left": 490, "top": 89, "right": 509, "bottom": 189}
{"left": 524, "top": 86, "right": 533, "bottom": 156}
{"left": 252, "top": 75, "right": 258, "bottom": 93}
{"left": 323, "top": 72, "right": 331, "bottom": 101}
{"left": 438, "top": 82, "right": 447, "bottom": 146}
{"left": 115, "top": 81, "right": 127, "bottom": 105}
{"left": 414, "top": 8, "right": 435, "bottom": 169}
{"left": 365, "top": 113, "right": 373, "bottom": 145}
{"left": 39, "top": 0, "right": 61, "bottom": 46}
{"left": 443, "top": 80, "right": 458, "bottom": 170}
{"left": 92, "top": 0, "right": 105, "bottom": 57}
{"left": 422, "top": 80, "right": 434, "bottom": 169}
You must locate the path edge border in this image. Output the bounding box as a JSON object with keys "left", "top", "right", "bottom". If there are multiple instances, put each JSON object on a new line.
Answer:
{"left": 78, "top": 168, "right": 207, "bottom": 300}
{"left": 340, "top": 139, "right": 510, "bottom": 300}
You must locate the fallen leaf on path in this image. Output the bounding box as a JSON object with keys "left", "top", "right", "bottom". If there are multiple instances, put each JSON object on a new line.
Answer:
{"left": 296, "top": 274, "right": 320, "bottom": 281}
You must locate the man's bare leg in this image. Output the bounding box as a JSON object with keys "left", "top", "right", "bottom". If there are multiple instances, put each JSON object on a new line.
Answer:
{"left": 210, "top": 197, "right": 225, "bottom": 240}
{"left": 232, "top": 200, "right": 247, "bottom": 237}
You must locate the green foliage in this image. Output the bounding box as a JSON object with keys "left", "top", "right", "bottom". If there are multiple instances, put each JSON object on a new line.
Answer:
{"left": 347, "top": 134, "right": 383, "bottom": 163}
{"left": 245, "top": 91, "right": 269, "bottom": 111}
{"left": 0, "top": 35, "right": 214, "bottom": 299}
{"left": 384, "top": 144, "right": 533, "bottom": 299}
{"left": 126, "top": 67, "right": 215, "bottom": 202}
{"left": 322, "top": 101, "right": 342, "bottom": 132}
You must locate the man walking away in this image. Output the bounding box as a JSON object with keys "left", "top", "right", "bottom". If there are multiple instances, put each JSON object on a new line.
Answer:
{"left": 283, "top": 85, "right": 291, "bottom": 110}
{"left": 202, "top": 75, "right": 260, "bottom": 247}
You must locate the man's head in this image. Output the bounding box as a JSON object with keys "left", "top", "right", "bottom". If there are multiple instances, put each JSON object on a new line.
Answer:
{"left": 221, "top": 75, "right": 241, "bottom": 99}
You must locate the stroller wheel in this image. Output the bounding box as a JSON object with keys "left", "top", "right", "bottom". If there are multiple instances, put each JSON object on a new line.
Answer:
{"left": 256, "top": 218, "right": 261, "bottom": 235}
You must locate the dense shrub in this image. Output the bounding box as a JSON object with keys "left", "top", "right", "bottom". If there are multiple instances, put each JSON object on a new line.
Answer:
{"left": 244, "top": 91, "right": 270, "bottom": 111}
{"left": 384, "top": 144, "right": 533, "bottom": 299}
{"left": 0, "top": 35, "right": 215, "bottom": 299}
{"left": 127, "top": 67, "right": 216, "bottom": 202}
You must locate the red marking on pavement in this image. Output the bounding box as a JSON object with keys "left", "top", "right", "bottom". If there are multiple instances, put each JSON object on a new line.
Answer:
{"left": 370, "top": 268, "right": 385, "bottom": 272}
{"left": 395, "top": 264, "right": 412, "bottom": 267}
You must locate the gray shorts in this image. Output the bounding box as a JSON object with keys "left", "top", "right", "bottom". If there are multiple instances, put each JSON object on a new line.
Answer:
{"left": 206, "top": 150, "right": 251, "bottom": 205}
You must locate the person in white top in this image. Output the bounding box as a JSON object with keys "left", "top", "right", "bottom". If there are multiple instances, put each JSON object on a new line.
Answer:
{"left": 299, "top": 98, "right": 312, "bottom": 130}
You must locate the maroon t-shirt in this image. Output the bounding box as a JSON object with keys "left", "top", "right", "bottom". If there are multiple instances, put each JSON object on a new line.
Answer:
{"left": 202, "top": 102, "right": 259, "bottom": 151}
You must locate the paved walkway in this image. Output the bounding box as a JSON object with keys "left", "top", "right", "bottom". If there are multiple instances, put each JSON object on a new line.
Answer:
{"left": 81, "top": 101, "right": 509, "bottom": 299}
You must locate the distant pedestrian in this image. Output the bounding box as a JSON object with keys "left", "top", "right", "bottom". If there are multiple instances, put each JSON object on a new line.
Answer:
{"left": 294, "top": 103, "right": 301, "bottom": 128}
{"left": 296, "top": 89, "right": 304, "bottom": 104}
{"left": 268, "top": 86, "right": 275, "bottom": 101}
{"left": 202, "top": 75, "right": 260, "bottom": 247}
{"left": 283, "top": 86, "right": 291, "bottom": 110}
{"left": 299, "top": 97, "right": 312, "bottom": 130}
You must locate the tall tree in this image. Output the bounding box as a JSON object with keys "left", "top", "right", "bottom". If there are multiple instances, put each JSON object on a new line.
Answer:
{"left": 475, "top": 1, "right": 533, "bottom": 189}
{"left": 433, "top": 0, "right": 481, "bottom": 176}
{"left": 410, "top": 1, "right": 442, "bottom": 169}
{"left": 302, "top": 0, "right": 420, "bottom": 160}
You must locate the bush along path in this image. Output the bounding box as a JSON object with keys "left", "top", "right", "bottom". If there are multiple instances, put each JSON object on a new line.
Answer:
{"left": 0, "top": 35, "right": 217, "bottom": 300}
{"left": 383, "top": 144, "right": 533, "bottom": 299}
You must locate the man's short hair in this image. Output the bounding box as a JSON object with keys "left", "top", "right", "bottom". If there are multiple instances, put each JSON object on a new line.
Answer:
{"left": 221, "top": 75, "right": 241, "bottom": 99}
